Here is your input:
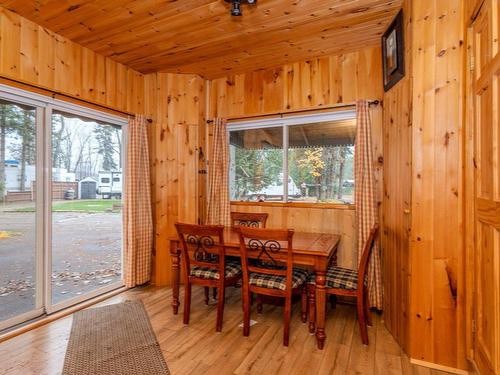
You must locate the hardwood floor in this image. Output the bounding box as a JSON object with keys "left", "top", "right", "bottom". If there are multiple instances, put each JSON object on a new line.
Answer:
{"left": 0, "top": 286, "right": 452, "bottom": 375}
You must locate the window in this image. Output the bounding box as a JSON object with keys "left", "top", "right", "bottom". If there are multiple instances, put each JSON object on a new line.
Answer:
{"left": 101, "top": 177, "right": 110, "bottom": 183}
{"left": 229, "top": 111, "right": 356, "bottom": 204}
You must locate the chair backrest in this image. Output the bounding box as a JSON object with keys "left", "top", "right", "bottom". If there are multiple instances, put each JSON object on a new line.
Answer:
{"left": 175, "top": 223, "right": 225, "bottom": 279}
{"left": 237, "top": 227, "right": 294, "bottom": 293}
{"left": 231, "top": 212, "right": 268, "bottom": 228}
{"left": 357, "top": 224, "right": 379, "bottom": 292}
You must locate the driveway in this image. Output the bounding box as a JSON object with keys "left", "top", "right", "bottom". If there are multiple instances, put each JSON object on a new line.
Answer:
{"left": 0, "top": 210, "right": 122, "bottom": 323}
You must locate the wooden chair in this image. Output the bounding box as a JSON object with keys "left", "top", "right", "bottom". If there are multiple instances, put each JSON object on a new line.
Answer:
{"left": 307, "top": 224, "right": 379, "bottom": 345}
{"left": 231, "top": 212, "right": 268, "bottom": 228}
{"left": 237, "top": 227, "right": 309, "bottom": 346}
{"left": 175, "top": 223, "right": 242, "bottom": 332}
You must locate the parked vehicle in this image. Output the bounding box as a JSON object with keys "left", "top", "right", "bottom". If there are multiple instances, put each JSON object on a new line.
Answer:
{"left": 96, "top": 171, "right": 122, "bottom": 199}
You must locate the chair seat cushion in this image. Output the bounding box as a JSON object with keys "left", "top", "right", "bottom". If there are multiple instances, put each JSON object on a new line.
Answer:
{"left": 249, "top": 268, "right": 310, "bottom": 291}
{"left": 190, "top": 261, "right": 242, "bottom": 280}
{"left": 308, "top": 266, "right": 359, "bottom": 290}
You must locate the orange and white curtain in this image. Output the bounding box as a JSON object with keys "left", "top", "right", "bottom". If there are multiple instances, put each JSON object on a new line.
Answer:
{"left": 354, "top": 100, "right": 382, "bottom": 309}
{"left": 124, "top": 115, "right": 153, "bottom": 287}
{"left": 206, "top": 118, "right": 231, "bottom": 226}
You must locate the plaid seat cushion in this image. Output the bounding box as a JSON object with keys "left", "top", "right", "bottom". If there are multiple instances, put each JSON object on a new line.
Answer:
{"left": 190, "top": 261, "right": 242, "bottom": 280}
{"left": 249, "top": 268, "right": 310, "bottom": 291}
{"left": 308, "top": 266, "right": 359, "bottom": 290}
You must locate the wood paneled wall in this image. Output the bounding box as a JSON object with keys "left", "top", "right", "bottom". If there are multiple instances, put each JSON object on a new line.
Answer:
{"left": 208, "top": 46, "right": 384, "bottom": 270}
{"left": 382, "top": 0, "right": 468, "bottom": 371}
{"left": 409, "top": 0, "right": 466, "bottom": 369}
{"left": 381, "top": 0, "right": 412, "bottom": 355}
{"left": 0, "top": 7, "right": 144, "bottom": 114}
{"left": 144, "top": 73, "right": 206, "bottom": 285}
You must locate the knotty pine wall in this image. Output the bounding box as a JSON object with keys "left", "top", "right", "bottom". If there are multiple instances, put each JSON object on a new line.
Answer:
{"left": 207, "top": 46, "right": 384, "bottom": 270}
{"left": 0, "top": 7, "right": 144, "bottom": 114}
{"left": 409, "top": 0, "right": 466, "bottom": 370}
{"left": 144, "top": 73, "right": 206, "bottom": 285}
{"left": 383, "top": 0, "right": 468, "bottom": 371}
{"left": 381, "top": 0, "right": 412, "bottom": 355}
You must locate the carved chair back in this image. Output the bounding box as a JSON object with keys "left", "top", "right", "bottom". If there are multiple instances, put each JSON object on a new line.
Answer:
{"left": 231, "top": 212, "right": 269, "bottom": 228}
{"left": 237, "top": 227, "right": 294, "bottom": 293}
{"left": 175, "top": 223, "right": 225, "bottom": 280}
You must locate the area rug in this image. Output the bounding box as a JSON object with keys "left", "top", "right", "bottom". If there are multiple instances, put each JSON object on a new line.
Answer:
{"left": 62, "top": 300, "right": 170, "bottom": 375}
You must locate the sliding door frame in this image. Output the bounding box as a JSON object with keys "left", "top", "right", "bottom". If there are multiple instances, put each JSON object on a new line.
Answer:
{"left": 45, "top": 103, "right": 127, "bottom": 314}
{"left": 0, "top": 84, "right": 127, "bottom": 327}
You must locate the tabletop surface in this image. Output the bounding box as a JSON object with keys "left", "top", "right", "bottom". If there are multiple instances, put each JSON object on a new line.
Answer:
{"left": 170, "top": 227, "right": 341, "bottom": 257}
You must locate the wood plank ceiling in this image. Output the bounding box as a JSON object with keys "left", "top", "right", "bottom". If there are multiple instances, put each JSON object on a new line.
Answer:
{"left": 0, "top": 0, "right": 402, "bottom": 78}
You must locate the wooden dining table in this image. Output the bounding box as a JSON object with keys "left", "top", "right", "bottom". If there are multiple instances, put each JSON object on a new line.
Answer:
{"left": 169, "top": 227, "right": 340, "bottom": 349}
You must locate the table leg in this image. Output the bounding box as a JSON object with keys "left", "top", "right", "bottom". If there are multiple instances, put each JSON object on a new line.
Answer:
{"left": 315, "top": 270, "right": 327, "bottom": 349}
{"left": 307, "top": 283, "right": 316, "bottom": 333}
{"left": 171, "top": 240, "right": 180, "bottom": 315}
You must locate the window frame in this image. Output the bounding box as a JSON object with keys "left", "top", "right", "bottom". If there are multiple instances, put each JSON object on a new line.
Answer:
{"left": 227, "top": 109, "right": 356, "bottom": 206}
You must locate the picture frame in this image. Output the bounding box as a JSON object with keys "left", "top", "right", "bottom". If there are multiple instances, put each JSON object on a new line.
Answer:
{"left": 382, "top": 10, "right": 405, "bottom": 91}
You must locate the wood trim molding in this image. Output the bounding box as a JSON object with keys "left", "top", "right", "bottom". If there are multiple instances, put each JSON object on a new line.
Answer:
{"left": 230, "top": 201, "right": 355, "bottom": 210}
{"left": 409, "top": 358, "right": 470, "bottom": 375}
{"left": 0, "top": 75, "right": 133, "bottom": 118}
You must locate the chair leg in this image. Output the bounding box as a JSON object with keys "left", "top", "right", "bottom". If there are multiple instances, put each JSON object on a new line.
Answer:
{"left": 183, "top": 283, "right": 192, "bottom": 325}
{"left": 283, "top": 295, "right": 292, "bottom": 346}
{"left": 357, "top": 294, "right": 369, "bottom": 345}
{"left": 256, "top": 294, "right": 263, "bottom": 313}
{"left": 216, "top": 287, "right": 225, "bottom": 332}
{"left": 307, "top": 284, "right": 316, "bottom": 333}
{"left": 204, "top": 287, "right": 209, "bottom": 305}
{"left": 242, "top": 289, "right": 251, "bottom": 337}
{"left": 301, "top": 287, "right": 307, "bottom": 323}
{"left": 364, "top": 288, "right": 372, "bottom": 326}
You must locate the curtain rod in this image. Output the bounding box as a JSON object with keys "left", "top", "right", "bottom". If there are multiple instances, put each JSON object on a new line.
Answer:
{"left": 206, "top": 100, "right": 380, "bottom": 124}
{"left": 0, "top": 75, "right": 152, "bottom": 123}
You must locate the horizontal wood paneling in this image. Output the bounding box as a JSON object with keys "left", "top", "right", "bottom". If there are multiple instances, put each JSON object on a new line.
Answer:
{"left": 208, "top": 46, "right": 384, "bottom": 273}
{"left": 0, "top": 7, "right": 144, "bottom": 114}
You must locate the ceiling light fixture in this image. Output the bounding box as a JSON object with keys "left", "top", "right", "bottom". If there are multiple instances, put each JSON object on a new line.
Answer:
{"left": 224, "top": 0, "right": 256, "bottom": 17}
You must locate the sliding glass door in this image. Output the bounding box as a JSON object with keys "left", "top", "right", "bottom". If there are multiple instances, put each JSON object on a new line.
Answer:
{"left": 0, "top": 85, "right": 126, "bottom": 330}
{"left": 48, "top": 110, "right": 124, "bottom": 311}
{"left": 0, "top": 98, "right": 44, "bottom": 330}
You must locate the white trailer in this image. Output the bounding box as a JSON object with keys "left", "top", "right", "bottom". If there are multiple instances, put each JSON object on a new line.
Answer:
{"left": 96, "top": 171, "right": 122, "bottom": 199}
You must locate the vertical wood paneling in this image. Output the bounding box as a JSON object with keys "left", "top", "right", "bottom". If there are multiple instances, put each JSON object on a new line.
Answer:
{"left": 0, "top": 7, "right": 144, "bottom": 114}
{"left": 145, "top": 73, "right": 206, "bottom": 286}
{"left": 381, "top": 0, "right": 413, "bottom": 356}
{"left": 410, "top": 0, "right": 466, "bottom": 369}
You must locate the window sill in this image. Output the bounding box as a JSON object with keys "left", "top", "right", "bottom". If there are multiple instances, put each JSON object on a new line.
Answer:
{"left": 230, "top": 201, "right": 355, "bottom": 210}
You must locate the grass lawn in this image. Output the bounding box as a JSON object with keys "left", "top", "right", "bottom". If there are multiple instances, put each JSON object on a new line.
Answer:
{"left": 12, "top": 200, "right": 122, "bottom": 213}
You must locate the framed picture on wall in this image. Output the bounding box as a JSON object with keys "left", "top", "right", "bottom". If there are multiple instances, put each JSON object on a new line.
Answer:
{"left": 382, "top": 10, "right": 405, "bottom": 91}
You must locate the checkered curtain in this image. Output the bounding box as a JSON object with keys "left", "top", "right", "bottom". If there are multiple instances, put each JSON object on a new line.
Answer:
{"left": 354, "top": 100, "right": 382, "bottom": 309}
{"left": 206, "top": 118, "right": 231, "bottom": 226}
{"left": 123, "top": 115, "right": 153, "bottom": 287}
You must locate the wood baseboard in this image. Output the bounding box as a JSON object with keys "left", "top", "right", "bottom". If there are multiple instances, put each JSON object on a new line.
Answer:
{"left": 0, "top": 286, "right": 127, "bottom": 344}
{"left": 410, "top": 358, "right": 470, "bottom": 375}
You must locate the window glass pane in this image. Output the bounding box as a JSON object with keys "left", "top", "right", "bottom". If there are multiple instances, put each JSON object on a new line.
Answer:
{"left": 0, "top": 100, "right": 39, "bottom": 323}
{"left": 51, "top": 111, "right": 123, "bottom": 305}
{"left": 229, "top": 127, "right": 284, "bottom": 202}
{"left": 288, "top": 119, "right": 356, "bottom": 203}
